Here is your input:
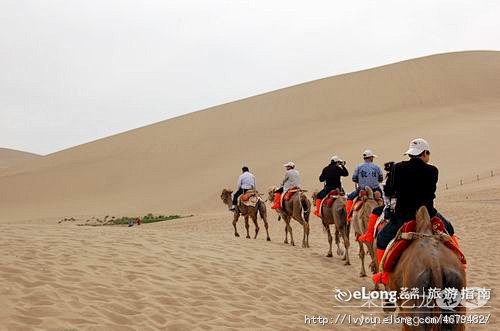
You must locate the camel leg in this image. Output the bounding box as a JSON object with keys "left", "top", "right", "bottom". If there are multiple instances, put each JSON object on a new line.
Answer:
{"left": 232, "top": 212, "right": 240, "bottom": 237}
{"left": 366, "top": 242, "right": 377, "bottom": 274}
{"left": 298, "top": 219, "right": 306, "bottom": 248}
{"left": 335, "top": 227, "right": 343, "bottom": 257}
{"left": 326, "top": 225, "right": 333, "bottom": 257}
{"left": 288, "top": 222, "right": 295, "bottom": 246}
{"left": 244, "top": 215, "right": 250, "bottom": 239}
{"left": 342, "top": 226, "right": 351, "bottom": 265}
{"left": 262, "top": 216, "right": 271, "bottom": 242}
{"left": 252, "top": 214, "right": 259, "bottom": 239}
{"left": 284, "top": 218, "right": 289, "bottom": 244}
{"left": 304, "top": 221, "right": 310, "bottom": 248}
{"left": 358, "top": 240, "right": 367, "bottom": 277}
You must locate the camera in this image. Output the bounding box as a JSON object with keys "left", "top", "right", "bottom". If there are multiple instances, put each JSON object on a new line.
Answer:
{"left": 384, "top": 161, "right": 395, "bottom": 172}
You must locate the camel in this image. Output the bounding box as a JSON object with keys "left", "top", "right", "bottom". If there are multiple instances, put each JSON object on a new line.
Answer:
{"left": 386, "top": 206, "right": 466, "bottom": 330}
{"left": 351, "top": 186, "right": 384, "bottom": 278}
{"left": 311, "top": 190, "right": 350, "bottom": 265}
{"left": 268, "top": 187, "right": 311, "bottom": 248}
{"left": 220, "top": 189, "right": 271, "bottom": 241}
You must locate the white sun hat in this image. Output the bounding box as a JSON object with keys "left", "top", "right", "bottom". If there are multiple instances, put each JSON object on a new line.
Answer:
{"left": 283, "top": 161, "right": 295, "bottom": 168}
{"left": 362, "top": 149, "right": 377, "bottom": 158}
{"left": 331, "top": 155, "right": 342, "bottom": 162}
{"left": 404, "top": 138, "right": 430, "bottom": 156}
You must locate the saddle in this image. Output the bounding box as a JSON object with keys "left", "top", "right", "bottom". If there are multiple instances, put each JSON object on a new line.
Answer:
{"left": 321, "top": 189, "right": 340, "bottom": 208}
{"left": 239, "top": 190, "right": 260, "bottom": 207}
{"left": 380, "top": 217, "right": 466, "bottom": 274}
{"left": 283, "top": 187, "right": 300, "bottom": 202}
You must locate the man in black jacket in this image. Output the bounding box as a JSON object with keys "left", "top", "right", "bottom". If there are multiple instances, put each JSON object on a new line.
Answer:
{"left": 313, "top": 155, "right": 349, "bottom": 217}
{"left": 376, "top": 138, "right": 455, "bottom": 259}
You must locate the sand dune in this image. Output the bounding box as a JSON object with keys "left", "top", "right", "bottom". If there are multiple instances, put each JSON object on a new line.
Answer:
{"left": 1, "top": 51, "right": 500, "bottom": 223}
{"left": 0, "top": 148, "right": 41, "bottom": 171}
{"left": 1, "top": 51, "right": 500, "bottom": 330}
{"left": 0, "top": 176, "right": 498, "bottom": 329}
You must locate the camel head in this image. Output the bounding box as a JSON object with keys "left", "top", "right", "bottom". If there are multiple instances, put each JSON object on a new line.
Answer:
{"left": 364, "top": 186, "right": 374, "bottom": 200}
{"left": 267, "top": 186, "right": 277, "bottom": 202}
{"left": 220, "top": 188, "right": 233, "bottom": 206}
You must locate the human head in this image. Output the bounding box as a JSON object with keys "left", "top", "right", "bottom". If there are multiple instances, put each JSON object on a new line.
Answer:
{"left": 404, "top": 138, "right": 431, "bottom": 163}
{"left": 362, "top": 149, "right": 377, "bottom": 162}
{"left": 242, "top": 166, "right": 249, "bottom": 173}
{"left": 283, "top": 161, "right": 295, "bottom": 170}
{"left": 331, "top": 155, "right": 342, "bottom": 164}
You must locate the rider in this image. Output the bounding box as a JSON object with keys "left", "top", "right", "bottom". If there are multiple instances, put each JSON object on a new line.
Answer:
{"left": 358, "top": 161, "right": 395, "bottom": 242}
{"left": 345, "top": 150, "right": 384, "bottom": 219}
{"left": 313, "top": 156, "right": 349, "bottom": 217}
{"left": 230, "top": 166, "right": 256, "bottom": 211}
{"left": 373, "top": 138, "right": 457, "bottom": 282}
{"left": 271, "top": 161, "right": 301, "bottom": 209}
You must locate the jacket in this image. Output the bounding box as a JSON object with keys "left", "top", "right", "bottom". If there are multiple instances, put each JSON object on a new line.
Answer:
{"left": 319, "top": 162, "right": 349, "bottom": 189}
{"left": 282, "top": 169, "right": 301, "bottom": 192}
{"left": 389, "top": 158, "right": 438, "bottom": 220}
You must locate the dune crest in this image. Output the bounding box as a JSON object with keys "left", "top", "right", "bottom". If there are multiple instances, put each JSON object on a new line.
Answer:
{"left": 1, "top": 51, "right": 500, "bottom": 222}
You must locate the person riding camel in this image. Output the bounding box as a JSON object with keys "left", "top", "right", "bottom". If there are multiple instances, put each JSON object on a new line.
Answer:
{"left": 271, "top": 161, "right": 301, "bottom": 209}
{"left": 313, "top": 156, "right": 349, "bottom": 217}
{"left": 345, "top": 149, "right": 384, "bottom": 219}
{"left": 229, "top": 166, "right": 256, "bottom": 211}
{"left": 357, "top": 161, "right": 396, "bottom": 243}
{"left": 374, "top": 138, "right": 458, "bottom": 277}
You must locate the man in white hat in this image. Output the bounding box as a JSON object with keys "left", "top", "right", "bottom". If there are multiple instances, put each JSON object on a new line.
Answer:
{"left": 271, "top": 161, "right": 301, "bottom": 209}
{"left": 345, "top": 149, "right": 384, "bottom": 218}
{"left": 313, "top": 156, "right": 349, "bottom": 217}
{"left": 372, "top": 138, "right": 458, "bottom": 284}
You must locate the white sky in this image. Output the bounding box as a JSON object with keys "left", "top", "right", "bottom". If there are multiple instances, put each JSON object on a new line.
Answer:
{"left": 1, "top": 0, "right": 500, "bottom": 155}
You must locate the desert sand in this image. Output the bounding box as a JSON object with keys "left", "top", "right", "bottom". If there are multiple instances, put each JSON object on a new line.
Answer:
{"left": 0, "top": 148, "right": 40, "bottom": 171}
{"left": 1, "top": 51, "right": 499, "bottom": 330}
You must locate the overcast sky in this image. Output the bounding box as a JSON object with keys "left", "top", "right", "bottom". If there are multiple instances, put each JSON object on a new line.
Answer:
{"left": 1, "top": 0, "right": 500, "bottom": 155}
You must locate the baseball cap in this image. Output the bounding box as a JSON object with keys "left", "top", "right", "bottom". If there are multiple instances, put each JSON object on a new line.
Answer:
{"left": 331, "top": 155, "right": 342, "bottom": 162}
{"left": 404, "top": 138, "right": 430, "bottom": 156}
{"left": 283, "top": 161, "right": 295, "bottom": 168}
{"left": 362, "top": 150, "right": 377, "bottom": 158}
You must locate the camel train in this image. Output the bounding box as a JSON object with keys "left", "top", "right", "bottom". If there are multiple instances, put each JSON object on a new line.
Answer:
{"left": 219, "top": 151, "right": 467, "bottom": 328}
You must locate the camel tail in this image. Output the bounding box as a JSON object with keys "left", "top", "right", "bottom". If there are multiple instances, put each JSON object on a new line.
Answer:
{"left": 300, "top": 194, "right": 310, "bottom": 223}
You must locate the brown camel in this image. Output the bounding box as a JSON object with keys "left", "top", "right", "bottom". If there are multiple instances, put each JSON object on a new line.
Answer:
{"left": 268, "top": 187, "right": 311, "bottom": 248}
{"left": 386, "top": 206, "right": 466, "bottom": 331}
{"left": 311, "top": 190, "right": 350, "bottom": 265}
{"left": 351, "top": 186, "right": 383, "bottom": 277}
{"left": 220, "top": 189, "right": 271, "bottom": 241}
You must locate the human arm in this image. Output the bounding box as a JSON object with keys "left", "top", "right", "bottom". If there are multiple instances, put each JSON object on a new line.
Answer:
{"left": 352, "top": 165, "right": 359, "bottom": 183}
{"left": 236, "top": 175, "right": 242, "bottom": 190}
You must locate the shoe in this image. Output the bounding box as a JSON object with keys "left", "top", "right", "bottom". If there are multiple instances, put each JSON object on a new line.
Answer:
{"left": 229, "top": 205, "right": 236, "bottom": 211}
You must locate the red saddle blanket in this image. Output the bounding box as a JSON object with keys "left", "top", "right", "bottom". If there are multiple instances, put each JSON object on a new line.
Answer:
{"left": 241, "top": 193, "right": 251, "bottom": 201}
{"left": 284, "top": 187, "right": 299, "bottom": 201}
{"left": 322, "top": 189, "right": 339, "bottom": 208}
{"left": 382, "top": 217, "right": 467, "bottom": 273}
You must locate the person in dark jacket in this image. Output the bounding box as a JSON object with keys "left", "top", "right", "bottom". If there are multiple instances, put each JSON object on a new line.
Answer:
{"left": 313, "top": 155, "right": 349, "bottom": 217}
{"left": 375, "top": 138, "right": 456, "bottom": 261}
